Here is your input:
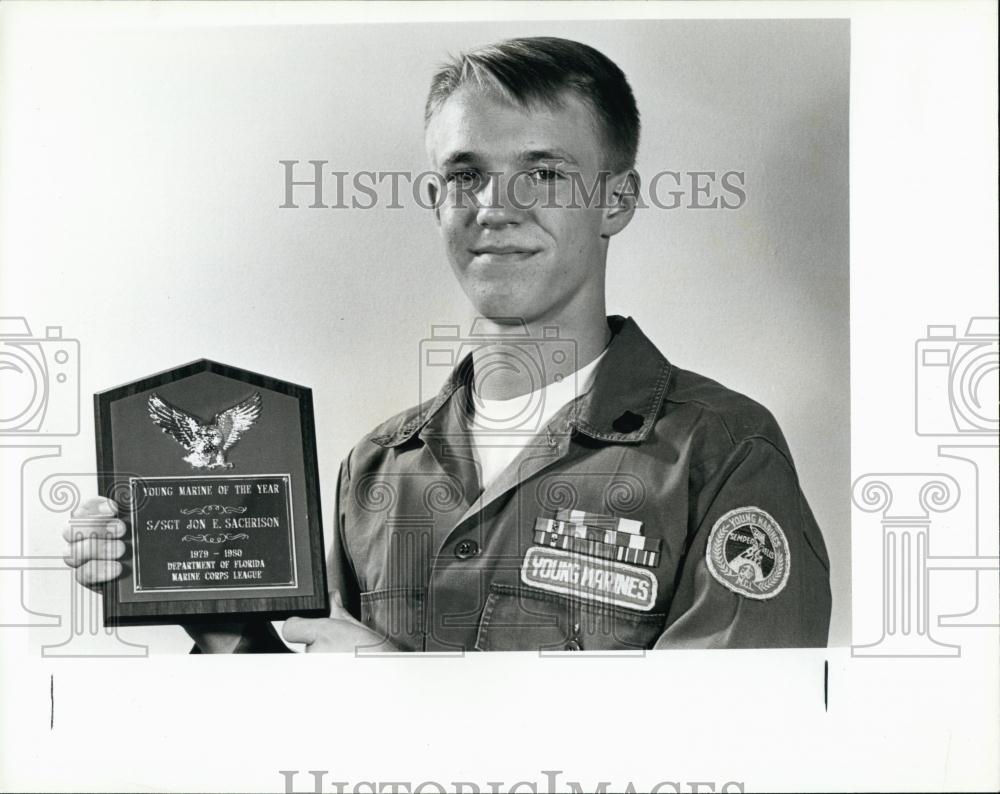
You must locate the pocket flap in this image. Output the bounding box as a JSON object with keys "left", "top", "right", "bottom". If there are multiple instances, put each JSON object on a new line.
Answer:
{"left": 475, "top": 583, "right": 665, "bottom": 652}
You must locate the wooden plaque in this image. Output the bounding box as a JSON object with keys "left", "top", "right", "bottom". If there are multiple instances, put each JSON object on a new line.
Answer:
{"left": 94, "top": 359, "right": 329, "bottom": 626}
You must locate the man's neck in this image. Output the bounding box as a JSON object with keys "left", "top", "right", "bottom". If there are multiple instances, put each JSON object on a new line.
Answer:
{"left": 470, "top": 311, "right": 612, "bottom": 401}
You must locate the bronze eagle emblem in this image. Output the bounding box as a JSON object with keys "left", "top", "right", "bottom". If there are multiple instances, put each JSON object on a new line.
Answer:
{"left": 147, "top": 392, "right": 262, "bottom": 469}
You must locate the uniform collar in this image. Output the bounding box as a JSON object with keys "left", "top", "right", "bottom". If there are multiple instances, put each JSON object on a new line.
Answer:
{"left": 371, "top": 315, "right": 672, "bottom": 448}
{"left": 570, "top": 315, "right": 672, "bottom": 442}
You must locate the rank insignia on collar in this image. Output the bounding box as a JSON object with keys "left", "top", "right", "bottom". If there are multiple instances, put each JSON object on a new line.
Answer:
{"left": 706, "top": 507, "right": 790, "bottom": 600}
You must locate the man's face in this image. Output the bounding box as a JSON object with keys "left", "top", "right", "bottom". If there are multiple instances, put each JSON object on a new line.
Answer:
{"left": 425, "top": 88, "right": 627, "bottom": 324}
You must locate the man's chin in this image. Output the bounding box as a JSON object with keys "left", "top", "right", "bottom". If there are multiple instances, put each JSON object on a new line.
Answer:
{"left": 466, "top": 295, "right": 541, "bottom": 325}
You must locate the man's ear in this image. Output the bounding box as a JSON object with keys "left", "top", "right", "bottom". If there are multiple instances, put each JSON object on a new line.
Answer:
{"left": 427, "top": 180, "right": 441, "bottom": 225}
{"left": 600, "top": 170, "right": 640, "bottom": 239}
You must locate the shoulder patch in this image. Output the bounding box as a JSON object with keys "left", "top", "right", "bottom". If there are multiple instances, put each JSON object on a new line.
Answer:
{"left": 706, "top": 506, "right": 790, "bottom": 600}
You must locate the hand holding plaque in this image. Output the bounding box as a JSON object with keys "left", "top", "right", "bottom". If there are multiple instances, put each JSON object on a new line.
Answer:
{"left": 94, "top": 360, "right": 329, "bottom": 625}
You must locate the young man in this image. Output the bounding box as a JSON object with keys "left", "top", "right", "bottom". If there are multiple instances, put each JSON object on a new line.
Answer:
{"left": 64, "top": 37, "right": 831, "bottom": 652}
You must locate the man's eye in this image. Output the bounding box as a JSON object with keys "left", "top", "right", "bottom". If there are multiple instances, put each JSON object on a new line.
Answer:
{"left": 446, "top": 170, "right": 481, "bottom": 187}
{"left": 530, "top": 168, "right": 564, "bottom": 182}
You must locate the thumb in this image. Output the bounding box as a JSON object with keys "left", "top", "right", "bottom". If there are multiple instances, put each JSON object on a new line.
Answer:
{"left": 281, "top": 616, "right": 321, "bottom": 645}
{"left": 72, "top": 497, "right": 117, "bottom": 519}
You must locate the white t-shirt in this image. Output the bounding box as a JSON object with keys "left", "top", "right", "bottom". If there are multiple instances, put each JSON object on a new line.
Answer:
{"left": 470, "top": 349, "right": 607, "bottom": 490}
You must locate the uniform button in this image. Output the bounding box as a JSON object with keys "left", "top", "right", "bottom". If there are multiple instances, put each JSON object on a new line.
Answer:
{"left": 564, "top": 639, "right": 582, "bottom": 651}
{"left": 454, "top": 540, "right": 479, "bottom": 560}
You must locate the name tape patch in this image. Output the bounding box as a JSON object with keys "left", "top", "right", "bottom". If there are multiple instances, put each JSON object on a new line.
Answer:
{"left": 520, "top": 546, "right": 658, "bottom": 611}
{"left": 706, "top": 506, "right": 790, "bottom": 600}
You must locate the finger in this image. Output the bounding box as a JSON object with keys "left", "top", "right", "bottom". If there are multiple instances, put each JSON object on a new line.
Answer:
{"left": 70, "top": 497, "right": 117, "bottom": 520}
{"left": 281, "top": 617, "right": 323, "bottom": 645}
{"left": 75, "top": 559, "right": 123, "bottom": 586}
{"left": 62, "top": 519, "right": 126, "bottom": 543}
{"left": 64, "top": 538, "right": 126, "bottom": 568}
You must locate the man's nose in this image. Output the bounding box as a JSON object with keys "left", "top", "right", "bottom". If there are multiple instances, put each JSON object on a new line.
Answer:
{"left": 475, "top": 174, "right": 526, "bottom": 227}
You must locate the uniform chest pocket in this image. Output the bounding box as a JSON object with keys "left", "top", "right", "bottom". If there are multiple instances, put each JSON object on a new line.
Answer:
{"left": 474, "top": 583, "right": 666, "bottom": 652}
{"left": 360, "top": 588, "right": 425, "bottom": 652}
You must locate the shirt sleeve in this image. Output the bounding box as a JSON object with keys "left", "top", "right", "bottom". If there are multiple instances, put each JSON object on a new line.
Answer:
{"left": 654, "top": 436, "right": 831, "bottom": 649}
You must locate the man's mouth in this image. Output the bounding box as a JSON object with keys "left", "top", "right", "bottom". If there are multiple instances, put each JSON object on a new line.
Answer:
{"left": 469, "top": 245, "right": 539, "bottom": 261}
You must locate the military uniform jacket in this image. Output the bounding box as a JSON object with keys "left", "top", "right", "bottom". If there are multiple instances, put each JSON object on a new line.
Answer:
{"left": 327, "top": 316, "right": 832, "bottom": 651}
